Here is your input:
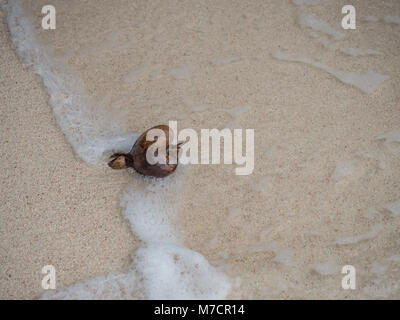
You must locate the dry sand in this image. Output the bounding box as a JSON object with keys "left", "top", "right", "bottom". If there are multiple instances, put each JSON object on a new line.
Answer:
{"left": 1, "top": 0, "right": 400, "bottom": 299}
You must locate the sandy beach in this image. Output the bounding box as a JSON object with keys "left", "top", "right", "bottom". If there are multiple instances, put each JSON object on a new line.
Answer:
{"left": 0, "top": 6, "right": 138, "bottom": 298}
{"left": 1, "top": 0, "right": 399, "bottom": 299}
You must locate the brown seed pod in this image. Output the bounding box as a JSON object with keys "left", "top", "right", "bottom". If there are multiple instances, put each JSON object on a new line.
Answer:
{"left": 108, "top": 125, "right": 181, "bottom": 178}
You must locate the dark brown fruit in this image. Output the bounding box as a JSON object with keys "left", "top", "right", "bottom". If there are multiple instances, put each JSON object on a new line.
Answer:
{"left": 108, "top": 125, "right": 179, "bottom": 178}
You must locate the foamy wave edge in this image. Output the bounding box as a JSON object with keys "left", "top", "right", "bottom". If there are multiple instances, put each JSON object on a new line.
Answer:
{"left": 1, "top": 0, "right": 136, "bottom": 163}
{"left": 2, "top": 0, "right": 231, "bottom": 299}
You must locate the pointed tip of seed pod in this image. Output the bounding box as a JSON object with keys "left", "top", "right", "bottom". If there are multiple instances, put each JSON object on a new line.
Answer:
{"left": 108, "top": 154, "right": 128, "bottom": 169}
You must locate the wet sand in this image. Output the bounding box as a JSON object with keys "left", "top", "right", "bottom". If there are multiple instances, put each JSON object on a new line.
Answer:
{"left": 0, "top": 7, "right": 138, "bottom": 299}
{"left": 1, "top": 0, "right": 400, "bottom": 299}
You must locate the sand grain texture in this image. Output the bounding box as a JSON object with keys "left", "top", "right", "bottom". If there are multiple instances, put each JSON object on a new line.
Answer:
{"left": 0, "top": 9, "right": 137, "bottom": 299}
{"left": 1, "top": 0, "right": 400, "bottom": 299}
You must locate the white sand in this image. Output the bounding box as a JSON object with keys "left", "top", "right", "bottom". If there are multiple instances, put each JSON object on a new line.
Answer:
{"left": 0, "top": 6, "right": 137, "bottom": 299}
{"left": 1, "top": 0, "right": 400, "bottom": 299}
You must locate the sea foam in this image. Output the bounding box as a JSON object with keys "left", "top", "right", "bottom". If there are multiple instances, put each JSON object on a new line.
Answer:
{"left": 340, "top": 48, "right": 381, "bottom": 57}
{"left": 2, "top": 0, "right": 135, "bottom": 164}
{"left": 292, "top": 0, "right": 326, "bottom": 6}
{"left": 3, "top": 0, "right": 230, "bottom": 299}
{"left": 120, "top": 172, "right": 231, "bottom": 299}
{"left": 297, "top": 12, "right": 345, "bottom": 40}
{"left": 335, "top": 223, "right": 383, "bottom": 245}
{"left": 272, "top": 50, "right": 390, "bottom": 93}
